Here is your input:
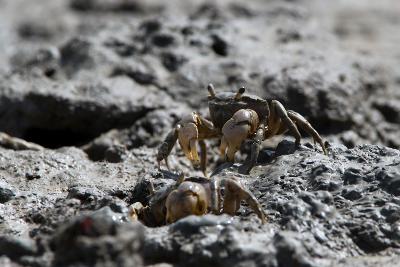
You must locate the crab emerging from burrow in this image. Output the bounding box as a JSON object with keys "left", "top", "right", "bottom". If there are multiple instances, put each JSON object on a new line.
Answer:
{"left": 157, "top": 84, "right": 326, "bottom": 175}
{"left": 129, "top": 174, "right": 266, "bottom": 226}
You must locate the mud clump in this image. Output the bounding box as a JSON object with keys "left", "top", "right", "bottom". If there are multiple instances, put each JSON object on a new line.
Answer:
{"left": 51, "top": 207, "right": 144, "bottom": 267}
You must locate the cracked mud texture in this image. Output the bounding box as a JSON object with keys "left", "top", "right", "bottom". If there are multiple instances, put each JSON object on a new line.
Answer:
{"left": 0, "top": 0, "right": 400, "bottom": 267}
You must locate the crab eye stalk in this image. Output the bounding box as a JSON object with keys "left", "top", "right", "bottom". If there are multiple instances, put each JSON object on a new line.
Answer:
{"left": 207, "top": 84, "right": 216, "bottom": 99}
{"left": 234, "top": 87, "right": 245, "bottom": 101}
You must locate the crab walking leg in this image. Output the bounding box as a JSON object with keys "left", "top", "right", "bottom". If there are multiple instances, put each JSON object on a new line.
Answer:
{"left": 287, "top": 110, "right": 327, "bottom": 154}
{"left": 236, "top": 185, "right": 267, "bottom": 224}
{"left": 225, "top": 143, "right": 240, "bottom": 163}
{"left": 156, "top": 126, "right": 180, "bottom": 169}
{"left": 219, "top": 136, "right": 228, "bottom": 159}
{"left": 270, "top": 100, "right": 301, "bottom": 146}
{"left": 210, "top": 177, "right": 221, "bottom": 214}
{"left": 222, "top": 178, "right": 267, "bottom": 223}
{"left": 239, "top": 124, "right": 265, "bottom": 174}
{"left": 222, "top": 182, "right": 238, "bottom": 215}
{"left": 198, "top": 140, "right": 208, "bottom": 176}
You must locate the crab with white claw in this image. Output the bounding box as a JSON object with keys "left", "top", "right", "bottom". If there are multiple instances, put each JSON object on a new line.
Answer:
{"left": 157, "top": 84, "right": 327, "bottom": 175}
{"left": 129, "top": 174, "right": 267, "bottom": 226}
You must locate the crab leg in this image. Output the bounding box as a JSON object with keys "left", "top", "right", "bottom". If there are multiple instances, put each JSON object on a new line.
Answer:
{"left": 270, "top": 100, "right": 301, "bottom": 146}
{"left": 239, "top": 124, "right": 265, "bottom": 174}
{"left": 219, "top": 136, "right": 228, "bottom": 160}
{"left": 210, "top": 177, "right": 223, "bottom": 214}
{"left": 199, "top": 140, "right": 208, "bottom": 177}
{"left": 222, "top": 178, "right": 267, "bottom": 223}
{"left": 287, "top": 110, "right": 327, "bottom": 154}
{"left": 156, "top": 126, "right": 180, "bottom": 169}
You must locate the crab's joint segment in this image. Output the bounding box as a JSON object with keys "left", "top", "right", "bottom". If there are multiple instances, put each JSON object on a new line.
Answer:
{"left": 234, "top": 87, "right": 245, "bottom": 101}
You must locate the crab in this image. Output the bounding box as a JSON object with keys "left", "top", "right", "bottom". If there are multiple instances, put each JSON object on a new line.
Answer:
{"left": 157, "top": 84, "right": 326, "bottom": 175}
{"left": 129, "top": 174, "right": 266, "bottom": 226}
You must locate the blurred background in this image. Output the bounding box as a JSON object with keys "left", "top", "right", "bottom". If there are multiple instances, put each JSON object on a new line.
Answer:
{"left": 0, "top": 0, "right": 399, "bottom": 158}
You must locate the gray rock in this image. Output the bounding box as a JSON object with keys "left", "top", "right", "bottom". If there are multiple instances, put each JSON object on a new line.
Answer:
{"left": 169, "top": 214, "right": 235, "bottom": 235}
{"left": 0, "top": 183, "right": 15, "bottom": 203}
{"left": 52, "top": 207, "right": 144, "bottom": 267}
{"left": 0, "top": 236, "right": 37, "bottom": 260}
{"left": 274, "top": 231, "right": 316, "bottom": 267}
{"left": 0, "top": 74, "right": 173, "bottom": 148}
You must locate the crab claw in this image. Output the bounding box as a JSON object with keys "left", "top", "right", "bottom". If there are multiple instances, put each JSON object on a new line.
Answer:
{"left": 128, "top": 202, "right": 145, "bottom": 221}
{"left": 220, "top": 109, "right": 259, "bottom": 162}
{"left": 165, "top": 181, "right": 208, "bottom": 223}
{"left": 177, "top": 113, "right": 201, "bottom": 168}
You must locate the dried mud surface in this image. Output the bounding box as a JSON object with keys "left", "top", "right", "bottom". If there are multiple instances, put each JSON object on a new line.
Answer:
{"left": 0, "top": 0, "right": 400, "bottom": 266}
